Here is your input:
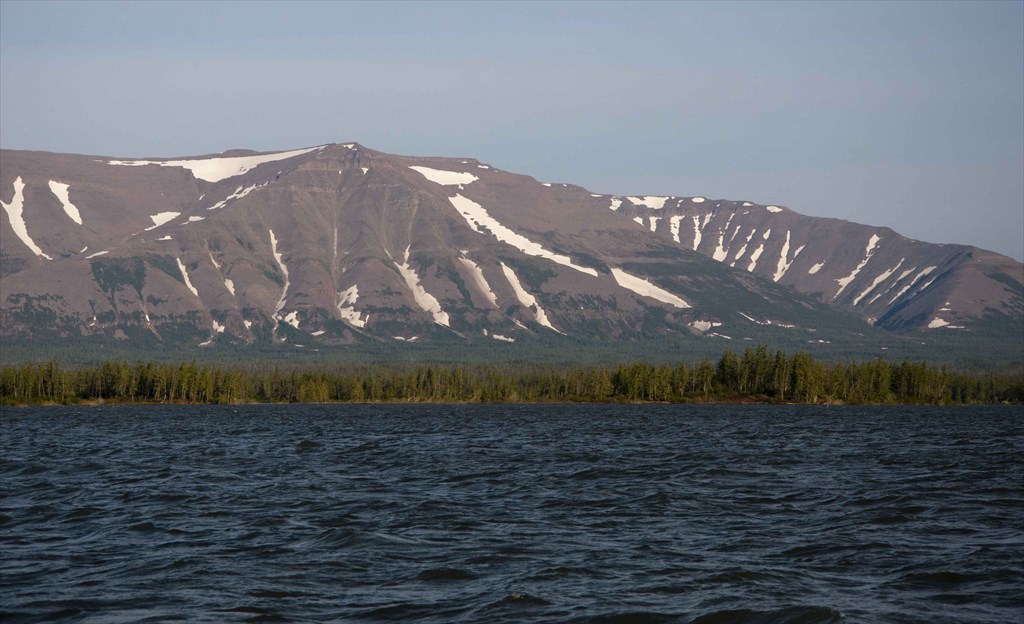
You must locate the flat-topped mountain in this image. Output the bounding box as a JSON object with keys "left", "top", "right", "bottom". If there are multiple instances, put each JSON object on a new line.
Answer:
{"left": 1, "top": 143, "right": 1020, "bottom": 362}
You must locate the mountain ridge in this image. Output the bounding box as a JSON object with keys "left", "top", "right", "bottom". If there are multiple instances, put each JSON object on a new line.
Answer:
{"left": 2, "top": 142, "right": 1021, "bottom": 363}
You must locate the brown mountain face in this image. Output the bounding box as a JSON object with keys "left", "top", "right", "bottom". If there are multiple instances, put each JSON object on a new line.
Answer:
{"left": 1, "top": 143, "right": 1021, "bottom": 359}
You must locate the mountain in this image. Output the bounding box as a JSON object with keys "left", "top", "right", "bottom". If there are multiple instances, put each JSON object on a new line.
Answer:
{"left": 1, "top": 143, "right": 1021, "bottom": 363}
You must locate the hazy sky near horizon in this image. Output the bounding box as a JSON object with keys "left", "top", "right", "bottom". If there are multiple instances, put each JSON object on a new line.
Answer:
{"left": 2, "top": 1, "right": 1022, "bottom": 260}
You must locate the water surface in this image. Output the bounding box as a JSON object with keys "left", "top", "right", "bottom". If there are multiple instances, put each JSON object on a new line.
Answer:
{"left": 2, "top": 404, "right": 1021, "bottom": 623}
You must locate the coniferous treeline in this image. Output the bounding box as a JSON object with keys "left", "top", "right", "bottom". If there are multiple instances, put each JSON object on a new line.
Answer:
{"left": 1, "top": 346, "right": 1022, "bottom": 405}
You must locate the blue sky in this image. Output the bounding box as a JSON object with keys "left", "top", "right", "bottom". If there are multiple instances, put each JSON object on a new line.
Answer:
{"left": 2, "top": 0, "right": 1021, "bottom": 260}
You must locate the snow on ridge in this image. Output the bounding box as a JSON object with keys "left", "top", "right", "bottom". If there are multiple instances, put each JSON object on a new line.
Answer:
{"left": 394, "top": 246, "right": 450, "bottom": 327}
{"left": 766, "top": 206, "right": 783, "bottom": 213}
{"left": 409, "top": 166, "right": 479, "bottom": 186}
{"left": 834, "top": 234, "right": 882, "bottom": 300}
{"left": 337, "top": 284, "right": 369, "bottom": 328}
{"left": 611, "top": 268, "right": 690, "bottom": 309}
{"left": 627, "top": 196, "right": 669, "bottom": 209}
{"left": 48, "top": 181, "right": 82, "bottom": 225}
{"left": 458, "top": 256, "right": 499, "bottom": 308}
{"left": 853, "top": 258, "right": 905, "bottom": 306}
{"left": 448, "top": 194, "right": 598, "bottom": 277}
{"left": 146, "top": 211, "right": 180, "bottom": 230}
{"left": 501, "top": 262, "right": 563, "bottom": 333}
{"left": 691, "top": 197, "right": 706, "bottom": 203}
{"left": 108, "top": 146, "right": 324, "bottom": 182}
{"left": 175, "top": 257, "right": 200, "bottom": 297}
{"left": 1, "top": 177, "right": 53, "bottom": 259}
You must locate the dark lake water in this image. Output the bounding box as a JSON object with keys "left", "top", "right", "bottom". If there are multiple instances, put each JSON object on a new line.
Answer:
{"left": 1, "top": 404, "right": 1021, "bottom": 623}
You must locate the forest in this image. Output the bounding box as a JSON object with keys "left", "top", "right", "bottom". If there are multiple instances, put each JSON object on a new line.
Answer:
{"left": 2, "top": 345, "right": 1021, "bottom": 405}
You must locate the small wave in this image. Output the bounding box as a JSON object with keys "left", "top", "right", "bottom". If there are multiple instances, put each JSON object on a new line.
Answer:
{"left": 689, "top": 606, "right": 843, "bottom": 624}
{"left": 415, "top": 566, "right": 478, "bottom": 581}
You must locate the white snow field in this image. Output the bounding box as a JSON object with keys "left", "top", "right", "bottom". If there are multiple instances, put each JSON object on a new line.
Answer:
{"left": 336, "top": 285, "right": 369, "bottom": 328}
{"left": 176, "top": 258, "right": 200, "bottom": 297}
{"left": 458, "top": 256, "right": 499, "bottom": 308}
{"left": 834, "top": 234, "right": 881, "bottom": 299}
{"left": 48, "top": 181, "right": 82, "bottom": 225}
{"left": 109, "top": 146, "right": 324, "bottom": 182}
{"left": 395, "top": 246, "right": 450, "bottom": 327}
{"left": 409, "top": 166, "right": 479, "bottom": 186}
{"left": 611, "top": 268, "right": 690, "bottom": 309}
{"left": 501, "top": 262, "right": 562, "bottom": 333}
{"left": 1, "top": 177, "right": 52, "bottom": 259}
{"left": 448, "top": 195, "right": 598, "bottom": 277}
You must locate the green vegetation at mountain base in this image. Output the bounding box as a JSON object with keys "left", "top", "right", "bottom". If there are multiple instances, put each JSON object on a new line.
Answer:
{"left": 2, "top": 346, "right": 1021, "bottom": 405}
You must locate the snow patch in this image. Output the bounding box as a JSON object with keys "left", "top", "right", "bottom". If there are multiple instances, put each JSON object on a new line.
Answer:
{"left": 85, "top": 250, "right": 108, "bottom": 259}
{"left": 449, "top": 194, "right": 598, "bottom": 276}
{"left": 766, "top": 205, "right": 783, "bottom": 213}
{"left": 156, "top": 235, "right": 173, "bottom": 241}
{"left": 632, "top": 216, "right": 644, "bottom": 226}
{"left": 627, "top": 196, "right": 668, "bottom": 209}
{"left": 409, "top": 166, "right": 478, "bottom": 186}
{"left": 609, "top": 198, "right": 622, "bottom": 211}
{"left": 48, "top": 181, "right": 82, "bottom": 225}
{"left": 927, "top": 318, "right": 950, "bottom": 329}
{"left": 691, "top": 197, "right": 706, "bottom": 203}
{"left": 734, "top": 230, "right": 756, "bottom": 260}
{"left": 747, "top": 242, "right": 766, "bottom": 272}
{"left": 834, "top": 234, "right": 882, "bottom": 300}
{"left": 888, "top": 266, "right": 936, "bottom": 304}
{"left": 808, "top": 262, "right": 825, "bottom": 274}
{"left": 146, "top": 211, "right": 180, "bottom": 230}
{"left": 208, "top": 184, "right": 257, "bottom": 210}
{"left": 269, "top": 229, "right": 290, "bottom": 322}
{"left": 611, "top": 268, "right": 690, "bottom": 308}
{"left": 223, "top": 279, "right": 235, "bottom": 296}
{"left": 691, "top": 216, "right": 703, "bottom": 250}
{"left": 394, "top": 246, "right": 450, "bottom": 327}
{"left": 648, "top": 216, "right": 660, "bottom": 232}
{"left": 243, "top": 320, "right": 253, "bottom": 330}
{"left": 176, "top": 257, "right": 200, "bottom": 297}
{"left": 669, "top": 215, "right": 683, "bottom": 243}
{"left": 491, "top": 333, "right": 515, "bottom": 343}
{"left": 690, "top": 320, "right": 721, "bottom": 333}
{"left": 501, "top": 262, "right": 563, "bottom": 333}
{"left": 212, "top": 320, "right": 225, "bottom": 334}
{"left": 1, "top": 177, "right": 52, "bottom": 259}
{"left": 108, "top": 146, "right": 324, "bottom": 182}
{"left": 283, "top": 311, "right": 300, "bottom": 329}
{"left": 312, "top": 330, "right": 325, "bottom": 336}
{"left": 773, "top": 231, "right": 802, "bottom": 282}
{"left": 853, "top": 258, "right": 905, "bottom": 306}
{"left": 742, "top": 202, "right": 753, "bottom": 207}
{"left": 361, "top": 167, "right": 369, "bottom": 175}
{"left": 458, "top": 256, "right": 498, "bottom": 308}
{"left": 187, "top": 216, "right": 205, "bottom": 223}
{"left": 336, "top": 284, "right": 369, "bottom": 328}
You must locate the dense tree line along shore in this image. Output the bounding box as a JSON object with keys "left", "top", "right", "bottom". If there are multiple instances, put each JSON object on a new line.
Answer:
{"left": 2, "top": 346, "right": 1021, "bottom": 405}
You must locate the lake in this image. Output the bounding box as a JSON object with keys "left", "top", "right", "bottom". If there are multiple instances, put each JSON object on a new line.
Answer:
{"left": 1, "top": 404, "right": 1021, "bottom": 623}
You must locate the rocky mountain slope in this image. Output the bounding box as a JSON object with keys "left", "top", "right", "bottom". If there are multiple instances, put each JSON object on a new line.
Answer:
{"left": 1, "top": 143, "right": 1020, "bottom": 361}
